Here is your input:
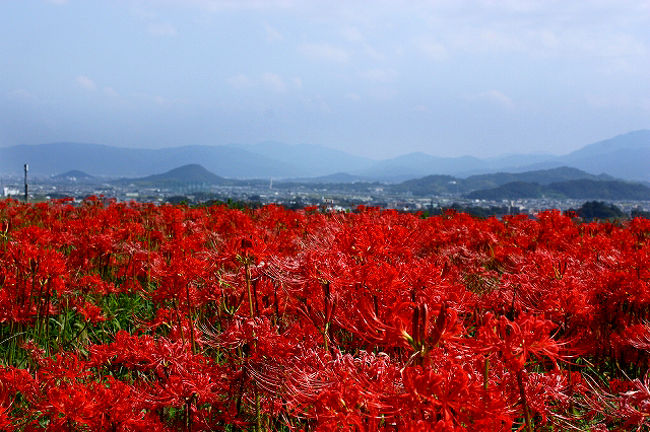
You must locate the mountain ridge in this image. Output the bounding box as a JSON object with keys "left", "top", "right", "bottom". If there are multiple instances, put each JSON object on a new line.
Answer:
{"left": 1, "top": 130, "right": 648, "bottom": 181}
{"left": 52, "top": 170, "right": 95, "bottom": 180}
{"left": 391, "top": 167, "right": 614, "bottom": 196}
{"left": 113, "top": 164, "right": 229, "bottom": 187}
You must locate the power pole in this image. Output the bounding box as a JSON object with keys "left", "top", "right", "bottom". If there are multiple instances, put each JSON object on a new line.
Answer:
{"left": 24, "top": 164, "right": 28, "bottom": 203}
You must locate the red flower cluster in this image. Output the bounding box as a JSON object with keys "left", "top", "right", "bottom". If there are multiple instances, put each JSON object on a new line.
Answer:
{"left": 0, "top": 198, "right": 649, "bottom": 430}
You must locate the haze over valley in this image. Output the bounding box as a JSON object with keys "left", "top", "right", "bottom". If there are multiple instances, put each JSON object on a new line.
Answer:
{"left": 2, "top": 130, "right": 649, "bottom": 183}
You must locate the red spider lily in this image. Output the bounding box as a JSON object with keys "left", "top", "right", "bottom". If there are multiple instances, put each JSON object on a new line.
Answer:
{"left": 0, "top": 199, "right": 649, "bottom": 430}
{"left": 474, "top": 312, "right": 563, "bottom": 372}
{"left": 582, "top": 372, "right": 650, "bottom": 431}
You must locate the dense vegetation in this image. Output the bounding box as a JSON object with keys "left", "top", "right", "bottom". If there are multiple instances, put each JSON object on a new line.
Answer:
{"left": 466, "top": 179, "right": 650, "bottom": 200}
{"left": 0, "top": 198, "right": 649, "bottom": 430}
{"left": 395, "top": 167, "right": 612, "bottom": 197}
{"left": 568, "top": 201, "right": 626, "bottom": 220}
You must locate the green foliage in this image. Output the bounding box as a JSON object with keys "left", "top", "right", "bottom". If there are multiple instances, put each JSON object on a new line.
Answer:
{"left": 569, "top": 201, "right": 626, "bottom": 220}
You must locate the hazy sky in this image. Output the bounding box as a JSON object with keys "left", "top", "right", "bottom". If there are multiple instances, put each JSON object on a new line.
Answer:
{"left": 1, "top": 0, "right": 649, "bottom": 159}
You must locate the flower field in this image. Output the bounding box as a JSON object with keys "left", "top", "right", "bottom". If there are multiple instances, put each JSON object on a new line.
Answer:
{"left": 1, "top": 198, "right": 649, "bottom": 431}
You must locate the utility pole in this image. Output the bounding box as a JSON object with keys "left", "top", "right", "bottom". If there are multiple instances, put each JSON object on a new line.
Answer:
{"left": 24, "top": 164, "right": 28, "bottom": 203}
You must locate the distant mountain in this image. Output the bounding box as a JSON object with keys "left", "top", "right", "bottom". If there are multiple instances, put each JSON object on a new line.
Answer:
{"left": 115, "top": 164, "right": 228, "bottom": 187}
{"left": 392, "top": 167, "right": 609, "bottom": 196}
{"left": 463, "top": 167, "right": 612, "bottom": 190}
{"left": 52, "top": 170, "right": 95, "bottom": 181}
{"left": 506, "top": 130, "right": 650, "bottom": 182}
{"left": 466, "top": 181, "right": 546, "bottom": 200}
{"left": 1, "top": 130, "right": 648, "bottom": 182}
{"left": 451, "top": 154, "right": 560, "bottom": 177}
{"left": 555, "top": 130, "right": 650, "bottom": 182}
{"left": 566, "top": 130, "right": 650, "bottom": 157}
{"left": 0, "top": 143, "right": 299, "bottom": 178}
{"left": 233, "top": 142, "right": 375, "bottom": 176}
{"left": 483, "top": 153, "right": 556, "bottom": 169}
{"left": 549, "top": 179, "right": 650, "bottom": 200}
{"left": 361, "top": 130, "right": 650, "bottom": 182}
{"left": 283, "top": 172, "right": 371, "bottom": 184}
{"left": 390, "top": 175, "right": 458, "bottom": 195}
{"left": 467, "top": 179, "right": 650, "bottom": 201}
{"left": 359, "top": 153, "right": 485, "bottom": 181}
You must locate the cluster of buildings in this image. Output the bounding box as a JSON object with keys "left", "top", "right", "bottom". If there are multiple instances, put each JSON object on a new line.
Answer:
{"left": 1, "top": 174, "right": 648, "bottom": 217}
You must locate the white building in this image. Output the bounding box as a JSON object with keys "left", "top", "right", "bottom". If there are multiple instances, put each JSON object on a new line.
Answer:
{"left": 2, "top": 187, "right": 20, "bottom": 197}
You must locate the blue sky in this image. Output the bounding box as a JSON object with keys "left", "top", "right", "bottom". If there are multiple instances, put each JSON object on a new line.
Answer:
{"left": 1, "top": 0, "right": 649, "bottom": 159}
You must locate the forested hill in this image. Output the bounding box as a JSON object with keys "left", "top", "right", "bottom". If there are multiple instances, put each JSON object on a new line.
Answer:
{"left": 466, "top": 179, "right": 650, "bottom": 200}
{"left": 391, "top": 167, "right": 612, "bottom": 196}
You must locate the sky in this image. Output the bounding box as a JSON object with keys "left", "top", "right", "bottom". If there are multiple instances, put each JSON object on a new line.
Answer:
{"left": 1, "top": 0, "right": 649, "bottom": 159}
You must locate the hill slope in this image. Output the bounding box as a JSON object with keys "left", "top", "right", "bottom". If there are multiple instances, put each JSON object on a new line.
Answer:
{"left": 392, "top": 167, "right": 609, "bottom": 196}
{"left": 52, "top": 170, "right": 95, "bottom": 180}
{"left": 466, "top": 179, "right": 650, "bottom": 200}
{"left": 542, "top": 130, "right": 650, "bottom": 182}
{"left": 115, "top": 164, "right": 228, "bottom": 187}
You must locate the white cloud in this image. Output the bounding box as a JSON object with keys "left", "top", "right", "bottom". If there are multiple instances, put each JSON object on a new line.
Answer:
{"left": 298, "top": 43, "right": 349, "bottom": 63}
{"left": 157, "top": 0, "right": 296, "bottom": 12}
{"left": 104, "top": 87, "right": 119, "bottom": 98}
{"left": 418, "top": 40, "right": 448, "bottom": 61}
{"left": 153, "top": 95, "right": 168, "bottom": 106}
{"left": 339, "top": 26, "right": 385, "bottom": 61}
{"left": 640, "top": 97, "right": 650, "bottom": 111}
{"left": 473, "top": 90, "right": 515, "bottom": 108}
{"left": 584, "top": 93, "right": 634, "bottom": 109}
{"left": 227, "top": 74, "right": 253, "bottom": 89}
{"left": 360, "top": 68, "right": 397, "bottom": 83}
{"left": 340, "top": 26, "right": 364, "bottom": 43}
{"left": 469, "top": 0, "right": 548, "bottom": 14}
{"left": 368, "top": 87, "right": 398, "bottom": 101}
{"left": 228, "top": 73, "right": 297, "bottom": 92}
{"left": 458, "top": 29, "right": 526, "bottom": 53}
{"left": 7, "top": 89, "right": 39, "bottom": 102}
{"left": 76, "top": 75, "right": 96, "bottom": 91}
{"left": 442, "top": 13, "right": 647, "bottom": 65}
{"left": 300, "top": 95, "right": 331, "bottom": 113}
{"left": 363, "top": 45, "right": 386, "bottom": 61}
{"left": 264, "top": 24, "right": 283, "bottom": 42}
{"left": 147, "top": 23, "right": 178, "bottom": 37}
{"left": 262, "top": 73, "right": 286, "bottom": 92}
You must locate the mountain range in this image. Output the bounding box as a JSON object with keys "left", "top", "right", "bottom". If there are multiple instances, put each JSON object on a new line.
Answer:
{"left": 105, "top": 163, "right": 649, "bottom": 201}
{"left": 0, "top": 130, "right": 648, "bottom": 182}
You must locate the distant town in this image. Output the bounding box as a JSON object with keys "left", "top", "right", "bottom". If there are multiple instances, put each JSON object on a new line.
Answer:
{"left": 1, "top": 164, "right": 648, "bottom": 219}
